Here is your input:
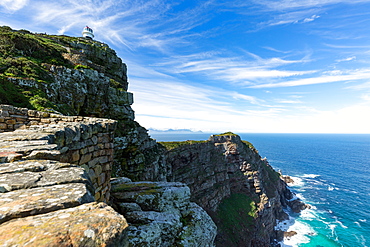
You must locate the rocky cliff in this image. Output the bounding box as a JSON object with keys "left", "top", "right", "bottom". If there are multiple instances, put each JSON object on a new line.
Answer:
{"left": 161, "top": 133, "right": 308, "bottom": 246}
{"left": 0, "top": 27, "right": 308, "bottom": 247}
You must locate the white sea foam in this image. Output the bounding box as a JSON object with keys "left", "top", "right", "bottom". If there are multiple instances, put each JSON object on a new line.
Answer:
{"left": 354, "top": 234, "right": 367, "bottom": 247}
{"left": 328, "top": 185, "right": 335, "bottom": 191}
{"left": 275, "top": 218, "right": 295, "bottom": 232}
{"left": 295, "top": 193, "right": 306, "bottom": 201}
{"left": 329, "top": 224, "right": 336, "bottom": 235}
{"left": 359, "top": 219, "right": 367, "bottom": 222}
{"left": 302, "top": 174, "right": 320, "bottom": 178}
{"left": 287, "top": 176, "right": 304, "bottom": 187}
{"left": 333, "top": 216, "right": 348, "bottom": 229}
{"left": 275, "top": 206, "right": 317, "bottom": 247}
{"left": 300, "top": 208, "right": 317, "bottom": 221}
{"left": 278, "top": 219, "right": 315, "bottom": 247}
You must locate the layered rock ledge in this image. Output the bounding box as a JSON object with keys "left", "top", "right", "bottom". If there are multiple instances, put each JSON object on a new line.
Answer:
{"left": 0, "top": 105, "right": 129, "bottom": 246}
{"left": 0, "top": 105, "right": 217, "bottom": 246}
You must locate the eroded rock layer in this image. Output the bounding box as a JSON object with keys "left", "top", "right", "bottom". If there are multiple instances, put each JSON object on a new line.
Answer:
{"left": 162, "top": 134, "right": 308, "bottom": 246}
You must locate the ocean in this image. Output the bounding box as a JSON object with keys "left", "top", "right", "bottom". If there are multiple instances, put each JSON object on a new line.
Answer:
{"left": 149, "top": 132, "right": 370, "bottom": 247}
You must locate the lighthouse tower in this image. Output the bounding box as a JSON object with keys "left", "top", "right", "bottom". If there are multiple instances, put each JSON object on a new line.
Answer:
{"left": 82, "top": 26, "right": 94, "bottom": 40}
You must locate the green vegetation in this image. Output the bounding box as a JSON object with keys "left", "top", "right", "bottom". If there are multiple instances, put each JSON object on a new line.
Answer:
{"left": 0, "top": 26, "right": 70, "bottom": 72}
{"left": 74, "top": 64, "right": 92, "bottom": 70}
{"left": 159, "top": 140, "right": 208, "bottom": 150}
{"left": 0, "top": 26, "right": 126, "bottom": 114}
{"left": 214, "top": 131, "right": 237, "bottom": 136}
{"left": 216, "top": 193, "right": 257, "bottom": 245}
{"left": 242, "top": 140, "right": 257, "bottom": 152}
{"left": 0, "top": 26, "right": 74, "bottom": 112}
{"left": 0, "top": 75, "right": 57, "bottom": 111}
{"left": 0, "top": 75, "right": 31, "bottom": 108}
{"left": 111, "top": 182, "right": 161, "bottom": 194}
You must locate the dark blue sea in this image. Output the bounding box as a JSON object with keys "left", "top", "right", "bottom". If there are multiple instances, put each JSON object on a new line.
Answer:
{"left": 150, "top": 132, "right": 370, "bottom": 247}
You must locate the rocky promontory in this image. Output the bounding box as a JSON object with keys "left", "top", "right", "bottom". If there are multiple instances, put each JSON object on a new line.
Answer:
{"left": 0, "top": 27, "right": 308, "bottom": 246}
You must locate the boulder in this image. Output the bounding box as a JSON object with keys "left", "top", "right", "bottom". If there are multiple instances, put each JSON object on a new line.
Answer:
{"left": 0, "top": 183, "right": 94, "bottom": 224}
{"left": 111, "top": 178, "right": 217, "bottom": 247}
{"left": 0, "top": 202, "right": 128, "bottom": 247}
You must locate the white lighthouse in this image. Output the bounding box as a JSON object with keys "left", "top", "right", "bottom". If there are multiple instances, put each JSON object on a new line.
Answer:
{"left": 82, "top": 26, "right": 94, "bottom": 40}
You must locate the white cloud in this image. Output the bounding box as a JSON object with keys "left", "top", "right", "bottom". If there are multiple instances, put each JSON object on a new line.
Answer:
{"left": 133, "top": 84, "right": 370, "bottom": 133}
{"left": 251, "top": 69, "right": 370, "bottom": 88}
{"left": 275, "top": 99, "right": 303, "bottom": 104}
{"left": 231, "top": 93, "right": 264, "bottom": 105}
{"left": 303, "top": 14, "right": 320, "bottom": 23}
{"left": 254, "top": 0, "right": 370, "bottom": 11}
{"left": 0, "top": 0, "right": 28, "bottom": 12}
{"left": 17, "top": 0, "right": 212, "bottom": 52}
{"left": 262, "top": 10, "right": 322, "bottom": 27}
{"left": 336, "top": 56, "right": 356, "bottom": 62}
{"left": 154, "top": 51, "right": 314, "bottom": 83}
{"left": 129, "top": 72, "right": 370, "bottom": 134}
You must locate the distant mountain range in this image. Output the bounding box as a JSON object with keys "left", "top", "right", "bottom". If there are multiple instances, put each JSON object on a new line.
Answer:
{"left": 148, "top": 128, "right": 203, "bottom": 134}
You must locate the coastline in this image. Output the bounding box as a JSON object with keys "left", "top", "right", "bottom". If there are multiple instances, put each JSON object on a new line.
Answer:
{"left": 276, "top": 176, "right": 314, "bottom": 246}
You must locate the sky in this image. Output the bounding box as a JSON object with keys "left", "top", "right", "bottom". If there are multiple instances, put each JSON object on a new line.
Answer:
{"left": 1, "top": 0, "right": 370, "bottom": 133}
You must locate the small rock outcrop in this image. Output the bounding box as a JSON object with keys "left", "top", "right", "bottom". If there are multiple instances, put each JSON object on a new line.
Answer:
{"left": 0, "top": 202, "right": 128, "bottom": 247}
{"left": 111, "top": 178, "right": 217, "bottom": 246}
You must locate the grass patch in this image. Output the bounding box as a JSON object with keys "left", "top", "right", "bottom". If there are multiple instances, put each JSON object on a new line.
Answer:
{"left": 74, "top": 64, "right": 93, "bottom": 70}
{"left": 242, "top": 140, "right": 257, "bottom": 152}
{"left": 159, "top": 140, "right": 207, "bottom": 150}
{"left": 214, "top": 131, "right": 237, "bottom": 136}
{"left": 0, "top": 76, "right": 57, "bottom": 112}
{"left": 216, "top": 193, "right": 257, "bottom": 245}
{"left": 0, "top": 76, "right": 31, "bottom": 108}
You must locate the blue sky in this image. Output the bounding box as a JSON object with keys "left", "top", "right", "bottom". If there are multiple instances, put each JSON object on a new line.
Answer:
{"left": 1, "top": 0, "right": 370, "bottom": 133}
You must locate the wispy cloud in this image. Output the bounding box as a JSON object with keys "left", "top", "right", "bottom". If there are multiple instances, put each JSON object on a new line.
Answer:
{"left": 153, "top": 50, "right": 314, "bottom": 84}
{"left": 336, "top": 56, "right": 356, "bottom": 62}
{"left": 131, "top": 75, "right": 370, "bottom": 133}
{"left": 303, "top": 14, "right": 320, "bottom": 23}
{"left": 130, "top": 76, "right": 293, "bottom": 132}
{"left": 22, "top": 0, "right": 214, "bottom": 53}
{"left": 251, "top": 69, "right": 370, "bottom": 88}
{"left": 264, "top": 11, "right": 322, "bottom": 26}
{"left": 0, "top": 0, "right": 28, "bottom": 12}
{"left": 253, "top": 0, "right": 370, "bottom": 11}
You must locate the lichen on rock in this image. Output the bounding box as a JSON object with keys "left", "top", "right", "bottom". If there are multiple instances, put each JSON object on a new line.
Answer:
{"left": 111, "top": 179, "right": 217, "bottom": 247}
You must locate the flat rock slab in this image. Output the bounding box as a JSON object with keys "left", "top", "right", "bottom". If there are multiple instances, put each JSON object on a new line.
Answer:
{"left": 0, "top": 129, "right": 58, "bottom": 162}
{"left": 0, "top": 202, "right": 128, "bottom": 247}
{"left": 0, "top": 129, "right": 53, "bottom": 142}
{"left": 0, "top": 183, "right": 94, "bottom": 224}
{"left": 0, "top": 164, "right": 91, "bottom": 192}
{"left": 111, "top": 181, "right": 191, "bottom": 212}
{"left": 0, "top": 160, "right": 70, "bottom": 175}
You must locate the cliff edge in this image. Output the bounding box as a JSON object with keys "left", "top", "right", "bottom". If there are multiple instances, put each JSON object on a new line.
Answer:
{"left": 0, "top": 27, "right": 308, "bottom": 246}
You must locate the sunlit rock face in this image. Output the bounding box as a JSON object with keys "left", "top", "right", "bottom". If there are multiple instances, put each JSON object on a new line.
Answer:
{"left": 110, "top": 179, "right": 217, "bottom": 247}
{"left": 162, "top": 133, "right": 308, "bottom": 246}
